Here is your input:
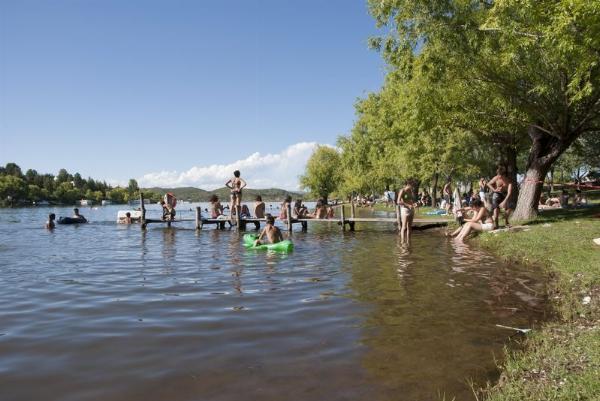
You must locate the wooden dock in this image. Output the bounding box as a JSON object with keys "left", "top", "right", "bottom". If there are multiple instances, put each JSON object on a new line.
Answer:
{"left": 139, "top": 194, "right": 451, "bottom": 232}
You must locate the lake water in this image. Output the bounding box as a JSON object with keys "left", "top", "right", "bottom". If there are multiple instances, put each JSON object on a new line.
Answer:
{"left": 0, "top": 204, "right": 549, "bottom": 401}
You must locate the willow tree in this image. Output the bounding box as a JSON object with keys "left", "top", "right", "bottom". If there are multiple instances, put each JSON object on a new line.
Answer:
{"left": 368, "top": 0, "right": 600, "bottom": 219}
{"left": 338, "top": 61, "right": 488, "bottom": 202}
{"left": 299, "top": 146, "right": 342, "bottom": 203}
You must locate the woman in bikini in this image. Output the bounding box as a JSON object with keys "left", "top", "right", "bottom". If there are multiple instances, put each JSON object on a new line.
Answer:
{"left": 225, "top": 170, "right": 247, "bottom": 214}
{"left": 397, "top": 180, "right": 415, "bottom": 244}
{"left": 449, "top": 199, "right": 494, "bottom": 241}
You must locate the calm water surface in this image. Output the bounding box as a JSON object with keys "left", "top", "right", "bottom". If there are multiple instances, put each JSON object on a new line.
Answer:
{"left": 0, "top": 205, "right": 549, "bottom": 401}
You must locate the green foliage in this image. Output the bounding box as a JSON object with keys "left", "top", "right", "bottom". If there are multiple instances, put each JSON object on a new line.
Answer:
{"left": 56, "top": 168, "right": 72, "bottom": 184}
{"left": 333, "top": 0, "right": 600, "bottom": 216}
{"left": 0, "top": 162, "right": 149, "bottom": 206}
{"left": 299, "top": 146, "right": 342, "bottom": 201}
{"left": 127, "top": 179, "right": 139, "bottom": 195}
{"left": 107, "top": 187, "right": 129, "bottom": 204}
{"left": 0, "top": 175, "right": 27, "bottom": 205}
{"left": 52, "top": 182, "right": 82, "bottom": 205}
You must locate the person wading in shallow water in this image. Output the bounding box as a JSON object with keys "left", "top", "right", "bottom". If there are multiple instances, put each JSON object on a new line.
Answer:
{"left": 45, "top": 213, "right": 55, "bottom": 230}
{"left": 487, "top": 165, "right": 514, "bottom": 229}
{"left": 397, "top": 180, "right": 416, "bottom": 245}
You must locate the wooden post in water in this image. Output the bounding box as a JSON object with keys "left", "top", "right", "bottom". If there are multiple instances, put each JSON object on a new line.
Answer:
{"left": 140, "top": 193, "right": 147, "bottom": 230}
{"left": 195, "top": 206, "right": 201, "bottom": 230}
{"left": 287, "top": 203, "right": 292, "bottom": 232}
{"left": 350, "top": 200, "right": 355, "bottom": 218}
{"left": 340, "top": 204, "right": 346, "bottom": 231}
{"left": 395, "top": 204, "right": 401, "bottom": 233}
{"left": 235, "top": 205, "right": 241, "bottom": 231}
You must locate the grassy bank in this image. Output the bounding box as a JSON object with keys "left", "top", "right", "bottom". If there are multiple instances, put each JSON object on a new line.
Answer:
{"left": 475, "top": 206, "right": 600, "bottom": 400}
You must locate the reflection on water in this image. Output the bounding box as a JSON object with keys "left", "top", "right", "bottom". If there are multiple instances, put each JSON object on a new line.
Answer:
{"left": 0, "top": 205, "right": 548, "bottom": 401}
{"left": 346, "top": 231, "right": 547, "bottom": 401}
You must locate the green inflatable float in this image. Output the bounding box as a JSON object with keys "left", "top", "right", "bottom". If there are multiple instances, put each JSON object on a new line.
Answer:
{"left": 243, "top": 234, "right": 294, "bottom": 253}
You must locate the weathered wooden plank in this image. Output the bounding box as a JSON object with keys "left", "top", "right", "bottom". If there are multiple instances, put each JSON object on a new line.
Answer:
{"left": 293, "top": 217, "right": 450, "bottom": 224}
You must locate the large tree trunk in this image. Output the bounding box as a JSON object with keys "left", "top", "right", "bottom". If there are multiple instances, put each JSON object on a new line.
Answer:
{"left": 504, "top": 144, "right": 519, "bottom": 212}
{"left": 431, "top": 172, "right": 439, "bottom": 208}
{"left": 412, "top": 179, "right": 421, "bottom": 201}
{"left": 513, "top": 126, "right": 578, "bottom": 220}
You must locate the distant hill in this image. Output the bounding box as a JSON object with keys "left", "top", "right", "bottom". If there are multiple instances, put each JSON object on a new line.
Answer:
{"left": 145, "top": 186, "right": 308, "bottom": 202}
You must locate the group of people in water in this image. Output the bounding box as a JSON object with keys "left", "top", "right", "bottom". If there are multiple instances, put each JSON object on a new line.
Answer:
{"left": 206, "top": 170, "right": 337, "bottom": 245}
{"left": 384, "top": 165, "right": 516, "bottom": 244}
{"left": 44, "top": 166, "right": 520, "bottom": 246}
{"left": 45, "top": 208, "right": 87, "bottom": 229}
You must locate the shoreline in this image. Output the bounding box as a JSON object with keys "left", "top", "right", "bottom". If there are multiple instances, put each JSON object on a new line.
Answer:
{"left": 473, "top": 206, "right": 600, "bottom": 400}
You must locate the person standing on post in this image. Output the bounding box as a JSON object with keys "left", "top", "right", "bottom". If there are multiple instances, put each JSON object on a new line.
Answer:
{"left": 225, "top": 170, "right": 247, "bottom": 214}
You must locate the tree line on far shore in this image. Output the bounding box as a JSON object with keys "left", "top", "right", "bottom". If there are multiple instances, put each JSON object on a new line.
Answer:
{"left": 0, "top": 163, "right": 162, "bottom": 207}
{"left": 301, "top": 0, "right": 600, "bottom": 219}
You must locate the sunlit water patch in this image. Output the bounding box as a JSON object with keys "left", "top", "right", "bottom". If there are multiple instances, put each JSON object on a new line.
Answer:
{"left": 0, "top": 205, "right": 548, "bottom": 401}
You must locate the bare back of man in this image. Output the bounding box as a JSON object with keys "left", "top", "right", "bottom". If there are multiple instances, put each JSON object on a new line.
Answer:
{"left": 254, "top": 201, "right": 265, "bottom": 218}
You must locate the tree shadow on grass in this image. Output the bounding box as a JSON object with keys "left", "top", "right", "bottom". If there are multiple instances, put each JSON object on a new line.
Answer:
{"left": 526, "top": 204, "right": 600, "bottom": 225}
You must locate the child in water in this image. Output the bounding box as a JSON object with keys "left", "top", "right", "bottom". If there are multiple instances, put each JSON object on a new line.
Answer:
{"left": 254, "top": 214, "right": 283, "bottom": 246}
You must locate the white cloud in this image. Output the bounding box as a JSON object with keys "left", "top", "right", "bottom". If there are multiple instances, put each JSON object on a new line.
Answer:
{"left": 137, "top": 142, "right": 328, "bottom": 190}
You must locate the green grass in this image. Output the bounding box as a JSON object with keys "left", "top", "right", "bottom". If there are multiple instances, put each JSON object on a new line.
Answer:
{"left": 475, "top": 205, "right": 600, "bottom": 401}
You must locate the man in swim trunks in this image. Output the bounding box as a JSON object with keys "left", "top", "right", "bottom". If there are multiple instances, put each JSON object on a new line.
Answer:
{"left": 487, "top": 165, "right": 514, "bottom": 229}
{"left": 225, "top": 170, "right": 247, "bottom": 213}
{"left": 254, "top": 214, "right": 283, "bottom": 246}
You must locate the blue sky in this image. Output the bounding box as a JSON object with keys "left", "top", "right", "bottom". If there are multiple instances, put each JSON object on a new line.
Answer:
{"left": 0, "top": 0, "right": 384, "bottom": 189}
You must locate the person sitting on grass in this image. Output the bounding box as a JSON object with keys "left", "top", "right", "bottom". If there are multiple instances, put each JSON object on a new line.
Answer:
{"left": 46, "top": 213, "right": 56, "bottom": 230}
{"left": 447, "top": 199, "right": 494, "bottom": 241}
{"left": 254, "top": 214, "right": 283, "bottom": 246}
